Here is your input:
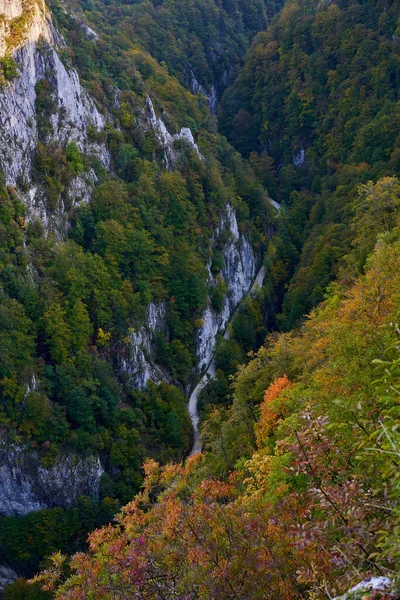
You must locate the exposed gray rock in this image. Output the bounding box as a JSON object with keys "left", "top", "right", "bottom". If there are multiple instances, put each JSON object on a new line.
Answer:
{"left": 67, "top": 8, "right": 99, "bottom": 41}
{"left": 220, "top": 205, "right": 256, "bottom": 306}
{"left": 333, "top": 577, "right": 393, "bottom": 600}
{"left": 67, "top": 169, "right": 98, "bottom": 205}
{"left": 188, "top": 70, "right": 218, "bottom": 116}
{"left": 197, "top": 204, "right": 256, "bottom": 371}
{"left": 268, "top": 197, "right": 281, "bottom": 212}
{"left": 293, "top": 147, "right": 305, "bottom": 167}
{"left": 0, "top": 435, "right": 103, "bottom": 516}
{"left": 121, "top": 302, "right": 169, "bottom": 390}
{"left": 0, "top": 565, "right": 18, "bottom": 593}
{"left": 197, "top": 300, "right": 230, "bottom": 374}
{"left": 0, "top": 0, "right": 109, "bottom": 231}
{"left": 79, "top": 22, "right": 98, "bottom": 41}
{"left": 145, "top": 97, "right": 203, "bottom": 169}
{"left": 188, "top": 358, "right": 216, "bottom": 456}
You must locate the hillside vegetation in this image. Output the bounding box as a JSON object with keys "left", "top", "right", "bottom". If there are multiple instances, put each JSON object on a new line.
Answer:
{"left": 34, "top": 177, "right": 400, "bottom": 598}
{"left": 0, "top": 0, "right": 273, "bottom": 499}
{"left": 220, "top": 0, "right": 400, "bottom": 328}
{"left": 0, "top": 0, "right": 278, "bottom": 585}
{"left": 1, "top": 0, "right": 400, "bottom": 596}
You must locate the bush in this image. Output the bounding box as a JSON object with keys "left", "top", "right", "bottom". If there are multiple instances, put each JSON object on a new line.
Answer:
{"left": 0, "top": 56, "right": 18, "bottom": 84}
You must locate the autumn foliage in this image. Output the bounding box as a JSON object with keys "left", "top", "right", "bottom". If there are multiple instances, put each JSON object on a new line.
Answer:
{"left": 33, "top": 181, "right": 400, "bottom": 598}
{"left": 256, "top": 374, "right": 293, "bottom": 444}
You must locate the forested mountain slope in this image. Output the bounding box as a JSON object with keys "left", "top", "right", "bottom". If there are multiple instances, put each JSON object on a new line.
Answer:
{"left": 1, "top": 0, "right": 400, "bottom": 596}
{"left": 220, "top": 0, "right": 400, "bottom": 327}
{"left": 0, "top": 0, "right": 279, "bottom": 590}
{"left": 35, "top": 177, "right": 400, "bottom": 599}
{"left": 62, "top": 0, "right": 283, "bottom": 109}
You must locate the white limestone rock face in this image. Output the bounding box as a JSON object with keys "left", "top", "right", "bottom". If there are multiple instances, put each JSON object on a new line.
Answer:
{"left": 333, "top": 577, "right": 393, "bottom": 600}
{"left": 0, "top": 0, "right": 23, "bottom": 19}
{"left": 78, "top": 21, "right": 98, "bottom": 41}
{"left": 197, "top": 204, "right": 256, "bottom": 371}
{"left": 0, "top": 435, "right": 104, "bottom": 516}
{"left": 121, "top": 302, "right": 169, "bottom": 390}
{"left": 269, "top": 197, "right": 281, "bottom": 212}
{"left": 144, "top": 97, "right": 203, "bottom": 169}
{"left": 219, "top": 205, "right": 256, "bottom": 306}
{"left": 67, "top": 169, "right": 98, "bottom": 205}
{"left": 293, "top": 147, "right": 305, "bottom": 167}
{"left": 0, "top": 566, "right": 18, "bottom": 593}
{"left": 188, "top": 70, "right": 218, "bottom": 116}
{"left": 196, "top": 299, "right": 231, "bottom": 374}
{"left": 0, "top": 0, "right": 109, "bottom": 229}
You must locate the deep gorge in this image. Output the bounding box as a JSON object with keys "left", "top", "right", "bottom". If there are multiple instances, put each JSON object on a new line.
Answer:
{"left": 0, "top": 0, "right": 400, "bottom": 597}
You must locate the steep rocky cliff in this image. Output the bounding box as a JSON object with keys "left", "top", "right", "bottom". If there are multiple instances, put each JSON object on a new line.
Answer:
{"left": 144, "top": 97, "right": 203, "bottom": 169}
{"left": 0, "top": 0, "right": 266, "bottom": 520}
{"left": 0, "top": 0, "right": 109, "bottom": 232}
{"left": 120, "top": 302, "right": 168, "bottom": 390}
{"left": 197, "top": 204, "right": 256, "bottom": 371}
{"left": 0, "top": 435, "right": 103, "bottom": 515}
{"left": 120, "top": 203, "right": 258, "bottom": 390}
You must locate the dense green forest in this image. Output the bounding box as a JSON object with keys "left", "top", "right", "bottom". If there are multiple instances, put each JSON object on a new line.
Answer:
{"left": 63, "top": 0, "right": 283, "bottom": 95}
{"left": 1, "top": 0, "right": 400, "bottom": 596}
{"left": 34, "top": 176, "right": 400, "bottom": 598}
{"left": 0, "top": 0, "right": 281, "bottom": 591}
{"left": 221, "top": 0, "right": 400, "bottom": 328}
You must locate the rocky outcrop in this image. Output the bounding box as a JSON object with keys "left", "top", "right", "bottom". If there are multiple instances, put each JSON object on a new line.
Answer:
{"left": 0, "top": 435, "right": 103, "bottom": 516}
{"left": 187, "top": 69, "right": 218, "bottom": 116}
{"left": 197, "top": 204, "right": 256, "bottom": 371}
{"left": 190, "top": 257, "right": 266, "bottom": 456}
{"left": 120, "top": 302, "right": 169, "bottom": 390}
{"left": 121, "top": 205, "right": 258, "bottom": 386}
{"left": 67, "top": 169, "right": 98, "bottom": 205}
{"left": 0, "top": 566, "right": 18, "bottom": 594}
{"left": 293, "top": 147, "right": 305, "bottom": 167}
{"left": 333, "top": 577, "right": 393, "bottom": 600}
{"left": 0, "top": 0, "right": 109, "bottom": 231}
{"left": 145, "top": 97, "right": 203, "bottom": 169}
